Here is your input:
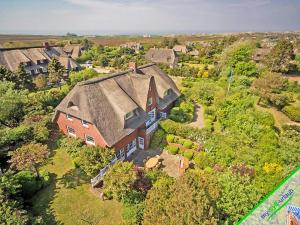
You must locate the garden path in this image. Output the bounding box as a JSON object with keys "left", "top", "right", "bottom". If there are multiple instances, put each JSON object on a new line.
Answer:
{"left": 189, "top": 103, "right": 205, "bottom": 128}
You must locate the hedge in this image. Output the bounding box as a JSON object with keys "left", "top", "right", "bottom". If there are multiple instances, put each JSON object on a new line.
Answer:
{"left": 165, "top": 145, "right": 179, "bottom": 155}
{"left": 150, "top": 128, "right": 167, "bottom": 148}
{"left": 159, "top": 119, "right": 208, "bottom": 142}
{"left": 183, "top": 140, "right": 193, "bottom": 149}
{"left": 282, "top": 105, "right": 300, "bottom": 122}
{"left": 183, "top": 149, "right": 194, "bottom": 160}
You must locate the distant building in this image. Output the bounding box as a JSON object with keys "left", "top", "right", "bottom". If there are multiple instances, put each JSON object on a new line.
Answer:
{"left": 173, "top": 45, "right": 188, "bottom": 54}
{"left": 145, "top": 48, "right": 178, "bottom": 68}
{"left": 120, "top": 42, "right": 143, "bottom": 53}
{"left": 0, "top": 42, "right": 80, "bottom": 76}
{"left": 63, "top": 44, "right": 85, "bottom": 59}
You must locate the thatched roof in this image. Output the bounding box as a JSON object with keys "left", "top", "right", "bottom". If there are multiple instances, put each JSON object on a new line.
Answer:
{"left": 54, "top": 63, "right": 180, "bottom": 147}
{"left": 0, "top": 46, "right": 79, "bottom": 71}
{"left": 63, "top": 44, "right": 83, "bottom": 59}
{"left": 173, "top": 45, "right": 188, "bottom": 53}
{"left": 145, "top": 48, "right": 177, "bottom": 67}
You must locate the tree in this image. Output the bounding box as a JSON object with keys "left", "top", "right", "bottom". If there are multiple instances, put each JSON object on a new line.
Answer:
{"left": 15, "top": 64, "right": 34, "bottom": 90}
{"left": 103, "top": 161, "right": 137, "bottom": 200}
{"left": 265, "top": 40, "right": 294, "bottom": 72}
{"left": 48, "top": 58, "right": 65, "bottom": 85}
{"left": 144, "top": 170, "right": 220, "bottom": 225}
{"left": 0, "top": 81, "right": 27, "bottom": 127}
{"left": 251, "top": 73, "right": 288, "bottom": 107}
{"left": 234, "top": 61, "right": 258, "bottom": 77}
{"left": 0, "top": 65, "right": 16, "bottom": 82}
{"left": 217, "top": 172, "right": 262, "bottom": 224}
{"left": 78, "top": 145, "right": 114, "bottom": 177}
{"left": 33, "top": 74, "right": 47, "bottom": 89}
{"left": 9, "top": 143, "right": 50, "bottom": 178}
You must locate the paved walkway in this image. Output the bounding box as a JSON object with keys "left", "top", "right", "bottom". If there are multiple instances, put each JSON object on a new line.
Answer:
{"left": 189, "top": 103, "right": 205, "bottom": 128}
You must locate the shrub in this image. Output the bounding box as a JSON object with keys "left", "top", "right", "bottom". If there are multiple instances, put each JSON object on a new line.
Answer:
{"left": 183, "top": 140, "right": 193, "bottom": 149}
{"left": 150, "top": 128, "right": 167, "bottom": 148}
{"left": 178, "top": 138, "right": 186, "bottom": 145}
{"left": 194, "top": 152, "right": 211, "bottom": 169}
{"left": 165, "top": 145, "right": 179, "bottom": 155}
{"left": 0, "top": 125, "right": 33, "bottom": 149}
{"left": 183, "top": 149, "right": 194, "bottom": 160}
{"left": 282, "top": 105, "right": 300, "bottom": 122}
{"left": 166, "top": 134, "right": 175, "bottom": 143}
{"left": 15, "top": 170, "right": 50, "bottom": 199}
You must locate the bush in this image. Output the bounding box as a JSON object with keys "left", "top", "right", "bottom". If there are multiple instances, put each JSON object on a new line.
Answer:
{"left": 166, "top": 134, "right": 175, "bottom": 143}
{"left": 150, "top": 129, "right": 167, "bottom": 148}
{"left": 282, "top": 105, "right": 300, "bottom": 122}
{"left": 0, "top": 125, "right": 33, "bottom": 149}
{"left": 183, "top": 140, "right": 193, "bottom": 149}
{"left": 165, "top": 145, "right": 179, "bottom": 155}
{"left": 194, "top": 152, "right": 211, "bottom": 169}
{"left": 160, "top": 119, "right": 208, "bottom": 143}
{"left": 15, "top": 170, "right": 50, "bottom": 199}
{"left": 178, "top": 138, "right": 186, "bottom": 145}
{"left": 183, "top": 149, "right": 194, "bottom": 160}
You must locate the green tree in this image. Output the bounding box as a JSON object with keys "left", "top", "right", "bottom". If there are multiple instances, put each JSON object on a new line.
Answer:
{"left": 69, "top": 68, "right": 98, "bottom": 85}
{"left": 78, "top": 145, "right": 114, "bottom": 177}
{"left": 33, "top": 74, "right": 47, "bottom": 89}
{"left": 234, "top": 61, "right": 258, "bottom": 77}
{"left": 0, "top": 81, "right": 27, "bottom": 127}
{"left": 265, "top": 40, "right": 294, "bottom": 72}
{"left": 48, "top": 58, "right": 65, "bottom": 85}
{"left": 15, "top": 64, "right": 34, "bottom": 90}
{"left": 9, "top": 143, "right": 50, "bottom": 178}
{"left": 103, "top": 161, "right": 137, "bottom": 201}
{"left": 217, "top": 172, "right": 262, "bottom": 224}
{"left": 0, "top": 65, "right": 16, "bottom": 82}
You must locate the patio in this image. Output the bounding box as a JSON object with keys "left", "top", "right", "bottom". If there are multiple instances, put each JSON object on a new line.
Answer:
{"left": 128, "top": 148, "right": 186, "bottom": 178}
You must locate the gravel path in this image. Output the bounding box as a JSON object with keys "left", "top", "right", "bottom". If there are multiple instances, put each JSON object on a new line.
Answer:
{"left": 189, "top": 103, "right": 205, "bottom": 128}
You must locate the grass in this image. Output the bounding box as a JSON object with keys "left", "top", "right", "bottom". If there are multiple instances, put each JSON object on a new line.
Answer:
{"left": 30, "top": 148, "right": 123, "bottom": 225}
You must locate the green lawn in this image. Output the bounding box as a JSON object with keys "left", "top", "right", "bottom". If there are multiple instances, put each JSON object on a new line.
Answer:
{"left": 30, "top": 148, "right": 123, "bottom": 225}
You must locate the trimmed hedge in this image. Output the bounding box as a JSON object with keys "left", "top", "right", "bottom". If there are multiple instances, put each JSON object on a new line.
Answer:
{"left": 166, "top": 134, "right": 175, "bottom": 143}
{"left": 183, "top": 140, "right": 193, "bottom": 149}
{"left": 165, "top": 145, "right": 179, "bottom": 155}
{"left": 183, "top": 149, "right": 194, "bottom": 160}
{"left": 282, "top": 105, "right": 300, "bottom": 122}
{"left": 160, "top": 119, "right": 208, "bottom": 142}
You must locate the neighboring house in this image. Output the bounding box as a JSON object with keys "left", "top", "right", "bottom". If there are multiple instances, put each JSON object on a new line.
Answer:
{"left": 188, "top": 49, "right": 199, "bottom": 56}
{"left": 53, "top": 62, "right": 180, "bottom": 160}
{"left": 145, "top": 48, "right": 178, "bottom": 68}
{"left": 0, "top": 42, "right": 80, "bottom": 76}
{"left": 173, "top": 45, "right": 188, "bottom": 54}
{"left": 252, "top": 47, "right": 271, "bottom": 63}
{"left": 63, "top": 44, "right": 84, "bottom": 59}
{"left": 120, "top": 42, "right": 143, "bottom": 53}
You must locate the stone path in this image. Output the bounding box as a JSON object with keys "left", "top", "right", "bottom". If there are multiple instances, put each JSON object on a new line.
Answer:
{"left": 189, "top": 103, "right": 205, "bottom": 128}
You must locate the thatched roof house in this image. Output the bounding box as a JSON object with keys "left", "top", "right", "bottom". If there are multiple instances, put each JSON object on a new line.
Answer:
{"left": 63, "top": 44, "right": 84, "bottom": 59}
{"left": 120, "top": 42, "right": 142, "bottom": 52}
{"left": 173, "top": 45, "right": 188, "bottom": 54}
{"left": 145, "top": 48, "right": 178, "bottom": 68}
{"left": 0, "top": 43, "right": 80, "bottom": 75}
{"left": 54, "top": 63, "right": 180, "bottom": 153}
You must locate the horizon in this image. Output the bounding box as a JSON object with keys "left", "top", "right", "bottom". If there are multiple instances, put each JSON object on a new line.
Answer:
{"left": 1, "top": 0, "right": 300, "bottom": 35}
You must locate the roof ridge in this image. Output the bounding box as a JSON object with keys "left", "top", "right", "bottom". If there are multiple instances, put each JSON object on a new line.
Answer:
{"left": 78, "top": 63, "right": 156, "bottom": 86}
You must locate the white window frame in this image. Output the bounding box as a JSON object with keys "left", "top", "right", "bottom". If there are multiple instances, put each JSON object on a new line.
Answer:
{"left": 81, "top": 120, "right": 89, "bottom": 128}
{"left": 125, "top": 111, "right": 134, "bottom": 120}
{"left": 67, "top": 126, "right": 76, "bottom": 137}
{"left": 85, "top": 135, "right": 95, "bottom": 146}
{"left": 66, "top": 114, "right": 73, "bottom": 121}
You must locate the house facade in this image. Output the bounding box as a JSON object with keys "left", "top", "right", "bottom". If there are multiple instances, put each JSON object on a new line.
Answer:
{"left": 53, "top": 63, "right": 180, "bottom": 160}
{"left": 0, "top": 42, "right": 80, "bottom": 75}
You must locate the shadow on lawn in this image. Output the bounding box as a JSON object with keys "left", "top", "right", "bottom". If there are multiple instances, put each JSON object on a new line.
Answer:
{"left": 29, "top": 173, "right": 63, "bottom": 225}
{"left": 58, "top": 168, "right": 90, "bottom": 189}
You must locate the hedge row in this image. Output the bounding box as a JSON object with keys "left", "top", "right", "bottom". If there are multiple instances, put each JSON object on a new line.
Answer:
{"left": 282, "top": 105, "right": 300, "bottom": 122}
{"left": 159, "top": 119, "right": 208, "bottom": 143}
{"left": 166, "top": 134, "right": 194, "bottom": 149}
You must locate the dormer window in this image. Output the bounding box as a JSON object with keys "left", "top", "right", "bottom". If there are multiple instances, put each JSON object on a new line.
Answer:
{"left": 82, "top": 120, "right": 89, "bottom": 128}
{"left": 147, "top": 98, "right": 153, "bottom": 106}
{"left": 125, "top": 111, "right": 134, "bottom": 120}
{"left": 66, "top": 114, "right": 73, "bottom": 121}
{"left": 164, "top": 89, "right": 171, "bottom": 98}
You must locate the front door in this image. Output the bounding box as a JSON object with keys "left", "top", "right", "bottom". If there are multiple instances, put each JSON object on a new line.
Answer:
{"left": 138, "top": 137, "right": 144, "bottom": 150}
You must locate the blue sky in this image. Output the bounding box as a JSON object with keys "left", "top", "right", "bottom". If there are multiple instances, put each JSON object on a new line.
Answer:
{"left": 0, "top": 0, "right": 299, "bottom": 35}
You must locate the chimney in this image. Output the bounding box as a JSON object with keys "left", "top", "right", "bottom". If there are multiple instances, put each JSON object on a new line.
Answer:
{"left": 129, "top": 62, "right": 137, "bottom": 73}
{"left": 43, "top": 42, "right": 50, "bottom": 51}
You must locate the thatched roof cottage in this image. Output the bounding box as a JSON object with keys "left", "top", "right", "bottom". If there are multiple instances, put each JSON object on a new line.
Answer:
{"left": 145, "top": 48, "right": 178, "bottom": 68}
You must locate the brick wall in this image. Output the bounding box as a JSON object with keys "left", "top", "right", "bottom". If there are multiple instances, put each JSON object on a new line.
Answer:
{"left": 56, "top": 111, "right": 108, "bottom": 147}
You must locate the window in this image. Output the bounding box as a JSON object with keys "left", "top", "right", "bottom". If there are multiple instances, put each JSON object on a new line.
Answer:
{"left": 164, "top": 89, "right": 171, "bottom": 97}
{"left": 147, "top": 97, "right": 153, "bottom": 106}
{"left": 82, "top": 120, "right": 89, "bottom": 128}
{"left": 67, "top": 126, "right": 76, "bottom": 137}
{"left": 66, "top": 114, "right": 73, "bottom": 121}
{"left": 85, "top": 135, "right": 95, "bottom": 145}
{"left": 125, "top": 111, "right": 134, "bottom": 120}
